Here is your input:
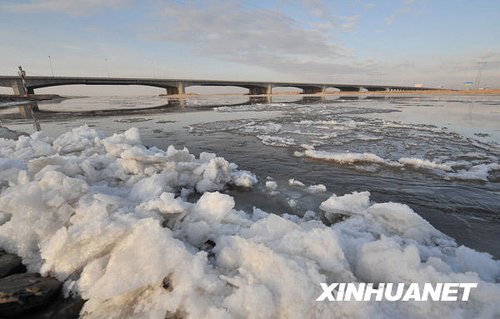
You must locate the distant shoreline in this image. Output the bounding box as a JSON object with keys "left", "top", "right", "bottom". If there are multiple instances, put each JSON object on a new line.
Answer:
{"left": 162, "top": 89, "right": 500, "bottom": 98}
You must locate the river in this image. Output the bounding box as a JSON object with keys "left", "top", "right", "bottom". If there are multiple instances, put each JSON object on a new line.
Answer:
{"left": 1, "top": 93, "right": 499, "bottom": 258}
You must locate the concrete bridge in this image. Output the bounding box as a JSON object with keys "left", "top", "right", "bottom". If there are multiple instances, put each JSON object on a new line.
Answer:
{"left": 0, "top": 75, "right": 438, "bottom": 96}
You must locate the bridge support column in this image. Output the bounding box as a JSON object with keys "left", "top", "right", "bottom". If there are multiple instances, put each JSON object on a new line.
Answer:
{"left": 338, "top": 87, "right": 361, "bottom": 92}
{"left": 177, "top": 82, "right": 185, "bottom": 95}
{"left": 12, "top": 81, "right": 27, "bottom": 96}
{"left": 165, "top": 87, "right": 177, "bottom": 95}
{"left": 302, "top": 87, "right": 325, "bottom": 94}
{"left": 165, "top": 82, "right": 185, "bottom": 95}
{"left": 249, "top": 85, "right": 271, "bottom": 95}
{"left": 365, "top": 87, "right": 388, "bottom": 92}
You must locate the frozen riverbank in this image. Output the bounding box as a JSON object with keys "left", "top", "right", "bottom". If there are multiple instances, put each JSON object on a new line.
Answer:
{"left": 0, "top": 126, "right": 499, "bottom": 318}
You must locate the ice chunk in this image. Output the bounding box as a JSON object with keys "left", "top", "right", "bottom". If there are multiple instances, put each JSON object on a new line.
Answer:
{"left": 307, "top": 184, "right": 327, "bottom": 193}
{"left": 195, "top": 192, "right": 235, "bottom": 222}
{"left": 288, "top": 179, "right": 305, "bottom": 187}
{"left": 367, "top": 202, "right": 443, "bottom": 243}
{"left": 53, "top": 125, "right": 104, "bottom": 155}
{"left": 448, "top": 163, "right": 500, "bottom": 181}
{"left": 231, "top": 170, "right": 258, "bottom": 188}
{"left": 320, "top": 191, "right": 370, "bottom": 220}
{"left": 257, "top": 135, "right": 296, "bottom": 147}
{"left": 265, "top": 180, "right": 278, "bottom": 191}
{"left": 398, "top": 157, "right": 453, "bottom": 172}
{"left": 304, "top": 150, "right": 388, "bottom": 165}
{"left": 129, "top": 173, "right": 172, "bottom": 202}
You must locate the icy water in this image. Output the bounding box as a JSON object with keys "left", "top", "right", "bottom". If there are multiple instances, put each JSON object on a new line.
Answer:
{"left": 1, "top": 94, "right": 499, "bottom": 258}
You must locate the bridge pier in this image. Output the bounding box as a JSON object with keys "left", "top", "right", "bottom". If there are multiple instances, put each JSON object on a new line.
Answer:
{"left": 248, "top": 85, "right": 272, "bottom": 95}
{"left": 165, "top": 87, "right": 177, "bottom": 95}
{"left": 165, "top": 82, "right": 185, "bottom": 95}
{"left": 302, "top": 86, "right": 325, "bottom": 94}
{"left": 337, "top": 87, "right": 361, "bottom": 92}
{"left": 177, "top": 82, "right": 185, "bottom": 95}
{"left": 12, "top": 82, "right": 26, "bottom": 96}
{"left": 364, "top": 87, "right": 389, "bottom": 92}
{"left": 11, "top": 81, "right": 34, "bottom": 96}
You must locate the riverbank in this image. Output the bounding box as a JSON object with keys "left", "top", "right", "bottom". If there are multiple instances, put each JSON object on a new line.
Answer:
{"left": 330, "top": 89, "right": 500, "bottom": 95}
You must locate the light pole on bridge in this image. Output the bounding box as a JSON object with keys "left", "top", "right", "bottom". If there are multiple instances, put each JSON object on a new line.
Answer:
{"left": 48, "top": 56, "right": 54, "bottom": 77}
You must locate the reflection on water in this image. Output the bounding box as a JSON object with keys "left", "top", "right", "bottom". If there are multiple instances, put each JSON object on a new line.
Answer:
{"left": 358, "top": 95, "right": 500, "bottom": 144}
{"left": 8, "top": 102, "right": 42, "bottom": 131}
{"left": 1, "top": 93, "right": 500, "bottom": 258}
{"left": 0, "top": 95, "right": 333, "bottom": 128}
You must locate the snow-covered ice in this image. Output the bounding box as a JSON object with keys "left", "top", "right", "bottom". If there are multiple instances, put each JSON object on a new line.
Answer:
{"left": 304, "top": 150, "right": 388, "bottom": 165}
{"left": 288, "top": 178, "right": 305, "bottom": 187}
{"left": 307, "top": 184, "right": 327, "bottom": 193}
{"left": 189, "top": 103, "right": 500, "bottom": 182}
{"left": 0, "top": 126, "right": 499, "bottom": 319}
{"left": 265, "top": 180, "right": 278, "bottom": 191}
{"left": 304, "top": 150, "right": 500, "bottom": 181}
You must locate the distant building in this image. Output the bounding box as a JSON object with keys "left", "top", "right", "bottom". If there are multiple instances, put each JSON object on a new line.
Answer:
{"left": 414, "top": 83, "right": 423, "bottom": 88}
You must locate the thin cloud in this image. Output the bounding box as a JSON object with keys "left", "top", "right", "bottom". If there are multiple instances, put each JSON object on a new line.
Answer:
{"left": 147, "top": 1, "right": 455, "bottom": 85}
{"left": 386, "top": 0, "right": 416, "bottom": 25}
{"left": 298, "top": 0, "right": 361, "bottom": 32}
{"left": 145, "top": 0, "right": 371, "bottom": 79}
{"left": 339, "top": 15, "right": 360, "bottom": 32}
{"left": 3, "top": 0, "right": 134, "bottom": 16}
{"left": 364, "top": 3, "right": 376, "bottom": 10}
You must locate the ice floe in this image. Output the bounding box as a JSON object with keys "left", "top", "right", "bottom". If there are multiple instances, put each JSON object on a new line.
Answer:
{"left": 190, "top": 103, "right": 500, "bottom": 182}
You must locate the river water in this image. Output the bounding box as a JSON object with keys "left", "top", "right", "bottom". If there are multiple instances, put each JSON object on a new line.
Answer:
{"left": 1, "top": 94, "right": 499, "bottom": 258}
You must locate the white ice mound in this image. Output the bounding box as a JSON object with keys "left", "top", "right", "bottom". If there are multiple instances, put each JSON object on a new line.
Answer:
{"left": 320, "top": 191, "right": 371, "bottom": 218}
{"left": 0, "top": 126, "right": 499, "bottom": 319}
{"left": 304, "top": 150, "right": 388, "bottom": 165}
{"left": 0, "top": 125, "right": 256, "bottom": 267}
{"left": 304, "top": 150, "right": 500, "bottom": 181}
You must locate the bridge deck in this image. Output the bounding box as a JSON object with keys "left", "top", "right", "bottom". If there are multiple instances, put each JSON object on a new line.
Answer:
{"left": 0, "top": 75, "right": 440, "bottom": 95}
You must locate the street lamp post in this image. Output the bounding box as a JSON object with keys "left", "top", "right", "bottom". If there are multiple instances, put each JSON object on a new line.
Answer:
{"left": 48, "top": 56, "right": 54, "bottom": 77}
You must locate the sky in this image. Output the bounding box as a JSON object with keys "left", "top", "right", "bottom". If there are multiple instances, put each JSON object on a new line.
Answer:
{"left": 0, "top": 0, "right": 499, "bottom": 95}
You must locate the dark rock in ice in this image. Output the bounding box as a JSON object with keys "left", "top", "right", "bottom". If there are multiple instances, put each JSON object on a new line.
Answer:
{"left": 200, "top": 240, "right": 216, "bottom": 261}
{"left": 14, "top": 292, "right": 84, "bottom": 319}
{"left": 0, "top": 251, "right": 25, "bottom": 278}
{"left": 0, "top": 126, "right": 28, "bottom": 140}
{"left": 162, "top": 275, "right": 173, "bottom": 292}
{"left": 0, "top": 273, "right": 62, "bottom": 316}
{"left": 200, "top": 239, "right": 216, "bottom": 252}
{"left": 165, "top": 308, "right": 187, "bottom": 319}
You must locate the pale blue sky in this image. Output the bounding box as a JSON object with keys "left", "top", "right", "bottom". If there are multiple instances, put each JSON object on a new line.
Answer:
{"left": 0, "top": 0, "right": 499, "bottom": 94}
